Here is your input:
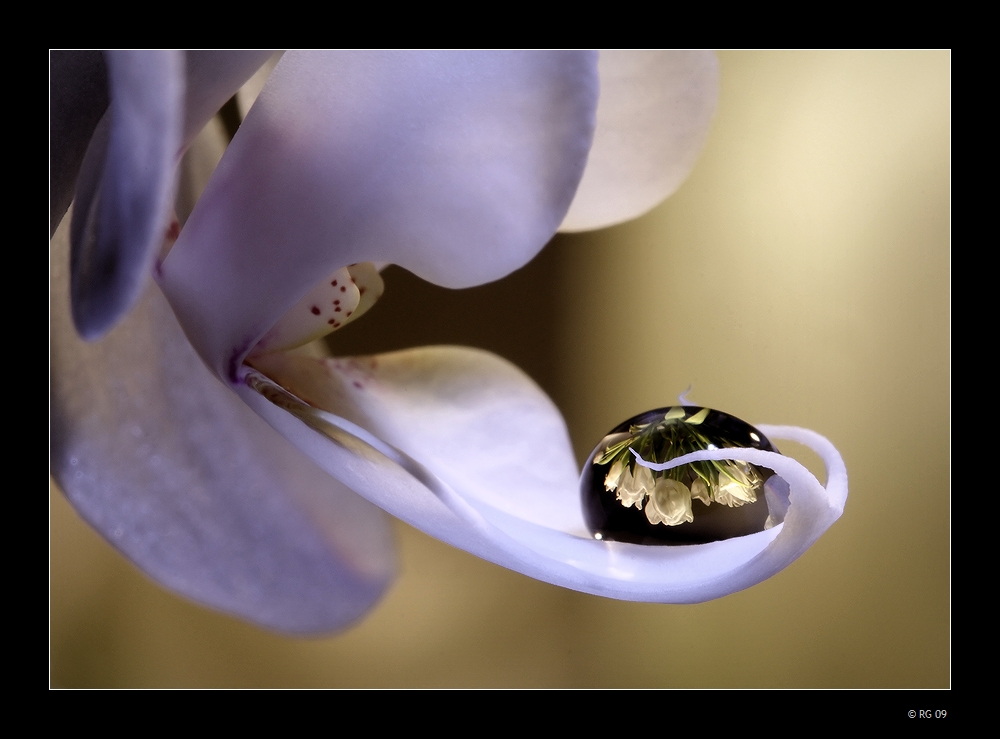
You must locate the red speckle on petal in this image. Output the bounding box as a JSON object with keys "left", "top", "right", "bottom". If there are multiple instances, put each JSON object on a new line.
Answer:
{"left": 353, "top": 381, "right": 363, "bottom": 389}
{"left": 165, "top": 220, "right": 181, "bottom": 241}
{"left": 340, "top": 286, "right": 346, "bottom": 292}
{"left": 333, "top": 299, "right": 340, "bottom": 305}
{"left": 346, "top": 311, "right": 353, "bottom": 317}
{"left": 310, "top": 306, "right": 321, "bottom": 315}
{"left": 334, "top": 307, "right": 341, "bottom": 312}
{"left": 327, "top": 319, "right": 337, "bottom": 325}
{"left": 331, "top": 280, "right": 338, "bottom": 286}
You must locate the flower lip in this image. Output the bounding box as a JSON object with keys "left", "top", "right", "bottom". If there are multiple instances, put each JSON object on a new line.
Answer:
{"left": 238, "top": 349, "right": 846, "bottom": 604}
{"left": 247, "top": 263, "right": 385, "bottom": 361}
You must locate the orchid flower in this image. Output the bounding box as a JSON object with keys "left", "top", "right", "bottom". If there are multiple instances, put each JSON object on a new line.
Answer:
{"left": 50, "top": 50, "right": 847, "bottom": 634}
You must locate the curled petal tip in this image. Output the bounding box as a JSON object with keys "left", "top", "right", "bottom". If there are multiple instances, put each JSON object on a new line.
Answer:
{"left": 244, "top": 344, "right": 846, "bottom": 605}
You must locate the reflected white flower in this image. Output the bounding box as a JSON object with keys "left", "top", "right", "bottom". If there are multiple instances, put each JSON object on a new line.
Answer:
{"left": 714, "top": 462, "right": 759, "bottom": 507}
{"left": 604, "top": 459, "right": 626, "bottom": 493}
{"left": 644, "top": 478, "right": 694, "bottom": 526}
{"left": 690, "top": 477, "right": 712, "bottom": 506}
{"left": 618, "top": 464, "right": 654, "bottom": 510}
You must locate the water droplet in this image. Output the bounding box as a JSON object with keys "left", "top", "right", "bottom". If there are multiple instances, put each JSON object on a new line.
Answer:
{"left": 581, "top": 406, "right": 783, "bottom": 545}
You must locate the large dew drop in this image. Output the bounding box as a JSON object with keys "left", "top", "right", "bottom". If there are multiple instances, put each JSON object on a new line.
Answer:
{"left": 581, "top": 406, "right": 790, "bottom": 545}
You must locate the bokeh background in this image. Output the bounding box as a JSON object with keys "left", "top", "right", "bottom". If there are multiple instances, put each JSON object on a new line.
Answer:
{"left": 50, "top": 50, "right": 950, "bottom": 687}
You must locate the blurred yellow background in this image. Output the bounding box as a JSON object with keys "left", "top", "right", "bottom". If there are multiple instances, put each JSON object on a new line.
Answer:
{"left": 50, "top": 50, "right": 950, "bottom": 687}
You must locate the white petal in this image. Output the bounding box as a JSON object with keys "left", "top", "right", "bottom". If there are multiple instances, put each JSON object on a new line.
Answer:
{"left": 560, "top": 50, "right": 719, "bottom": 232}
{"left": 51, "top": 216, "right": 395, "bottom": 633}
{"left": 160, "top": 50, "right": 599, "bottom": 376}
{"left": 68, "top": 51, "right": 272, "bottom": 340}
{"left": 180, "top": 51, "right": 275, "bottom": 146}
{"left": 241, "top": 348, "right": 846, "bottom": 603}
{"left": 70, "top": 50, "right": 184, "bottom": 340}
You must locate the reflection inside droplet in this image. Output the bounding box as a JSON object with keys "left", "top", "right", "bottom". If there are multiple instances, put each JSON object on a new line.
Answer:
{"left": 580, "top": 406, "right": 787, "bottom": 545}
